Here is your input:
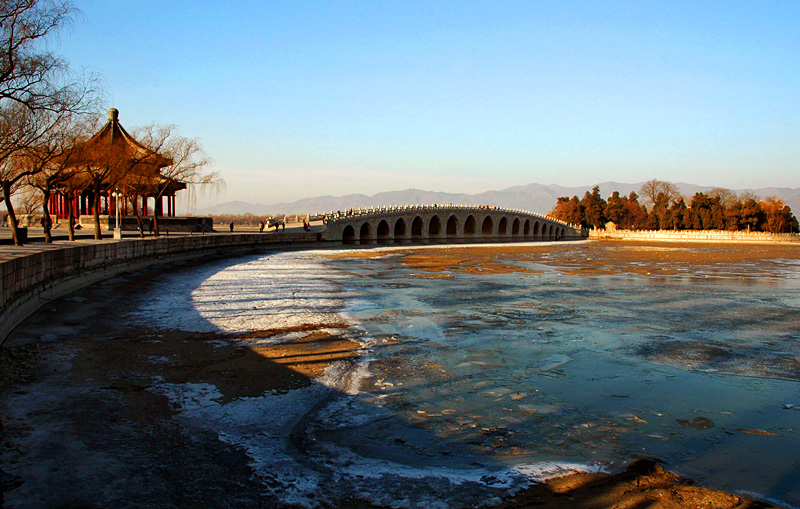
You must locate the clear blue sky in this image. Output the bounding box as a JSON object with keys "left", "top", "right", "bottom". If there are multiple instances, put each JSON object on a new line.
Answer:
{"left": 59, "top": 1, "right": 800, "bottom": 207}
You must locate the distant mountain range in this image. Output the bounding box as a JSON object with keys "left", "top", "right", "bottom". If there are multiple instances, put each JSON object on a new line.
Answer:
{"left": 199, "top": 182, "right": 800, "bottom": 217}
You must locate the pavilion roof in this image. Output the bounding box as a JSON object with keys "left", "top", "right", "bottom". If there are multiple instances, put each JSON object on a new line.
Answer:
{"left": 67, "top": 109, "right": 173, "bottom": 174}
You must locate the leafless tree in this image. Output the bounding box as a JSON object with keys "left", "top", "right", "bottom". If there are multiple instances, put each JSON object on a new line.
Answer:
{"left": 708, "top": 188, "right": 738, "bottom": 209}
{"left": 0, "top": 0, "right": 76, "bottom": 109}
{"left": 640, "top": 179, "right": 680, "bottom": 210}
{"left": 154, "top": 131, "right": 222, "bottom": 235}
{"left": 13, "top": 184, "right": 38, "bottom": 213}
{"left": 118, "top": 124, "right": 222, "bottom": 236}
{"left": 0, "top": 0, "right": 100, "bottom": 246}
{"left": 25, "top": 113, "right": 94, "bottom": 241}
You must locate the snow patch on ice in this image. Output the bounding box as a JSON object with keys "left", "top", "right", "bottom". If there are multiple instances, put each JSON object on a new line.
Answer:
{"left": 132, "top": 250, "right": 348, "bottom": 334}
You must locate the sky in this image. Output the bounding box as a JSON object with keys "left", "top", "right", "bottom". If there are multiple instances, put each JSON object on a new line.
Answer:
{"left": 57, "top": 1, "right": 800, "bottom": 210}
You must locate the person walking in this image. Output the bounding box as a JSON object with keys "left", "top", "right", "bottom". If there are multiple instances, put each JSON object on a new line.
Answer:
{"left": 229, "top": 222, "right": 234, "bottom": 232}
{"left": 259, "top": 221, "right": 265, "bottom": 232}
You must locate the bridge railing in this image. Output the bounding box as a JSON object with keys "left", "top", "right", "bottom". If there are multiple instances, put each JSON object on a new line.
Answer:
{"left": 315, "top": 204, "right": 579, "bottom": 229}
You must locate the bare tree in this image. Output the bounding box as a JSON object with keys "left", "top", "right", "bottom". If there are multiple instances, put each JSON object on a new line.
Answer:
{"left": 89, "top": 122, "right": 172, "bottom": 237}
{"left": 708, "top": 188, "right": 738, "bottom": 209}
{"left": 153, "top": 132, "right": 221, "bottom": 235}
{"left": 0, "top": 0, "right": 76, "bottom": 108}
{"left": 13, "top": 184, "right": 38, "bottom": 213}
{"left": 640, "top": 179, "right": 680, "bottom": 210}
{"left": 0, "top": 0, "right": 99, "bottom": 246}
{"left": 117, "top": 124, "right": 222, "bottom": 236}
{"left": 26, "top": 113, "right": 94, "bottom": 242}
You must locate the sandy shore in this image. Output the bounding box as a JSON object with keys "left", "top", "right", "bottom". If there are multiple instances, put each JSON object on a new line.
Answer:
{"left": 1, "top": 241, "right": 794, "bottom": 508}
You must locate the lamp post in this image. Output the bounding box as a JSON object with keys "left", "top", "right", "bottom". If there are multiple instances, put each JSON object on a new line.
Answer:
{"left": 113, "top": 189, "right": 121, "bottom": 230}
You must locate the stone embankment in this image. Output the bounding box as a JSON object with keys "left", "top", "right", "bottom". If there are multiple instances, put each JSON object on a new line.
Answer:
{"left": 590, "top": 228, "right": 800, "bottom": 243}
{"left": 0, "top": 232, "right": 322, "bottom": 344}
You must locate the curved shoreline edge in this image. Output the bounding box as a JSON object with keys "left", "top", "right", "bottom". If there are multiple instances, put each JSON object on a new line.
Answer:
{"left": 1, "top": 231, "right": 590, "bottom": 346}
{"left": 4, "top": 227, "right": 798, "bottom": 346}
{"left": 0, "top": 232, "right": 326, "bottom": 345}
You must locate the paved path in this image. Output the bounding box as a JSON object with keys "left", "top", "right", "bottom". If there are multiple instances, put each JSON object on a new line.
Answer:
{"left": 0, "top": 221, "right": 326, "bottom": 262}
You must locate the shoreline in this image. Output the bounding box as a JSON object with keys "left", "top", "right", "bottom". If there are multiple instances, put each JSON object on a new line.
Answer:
{"left": 1, "top": 244, "right": 796, "bottom": 507}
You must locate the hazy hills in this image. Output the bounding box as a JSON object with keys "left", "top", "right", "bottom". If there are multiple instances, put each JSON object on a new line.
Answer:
{"left": 200, "top": 182, "right": 800, "bottom": 217}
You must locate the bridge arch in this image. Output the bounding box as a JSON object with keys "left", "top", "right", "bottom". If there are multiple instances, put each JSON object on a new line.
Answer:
{"left": 394, "top": 218, "right": 407, "bottom": 244}
{"left": 533, "top": 221, "right": 540, "bottom": 239}
{"left": 343, "top": 225, "right": 356, "bottom": 244}
{"left": 429, "top": 215, "right": 442, "bottom": 239}
{"left": 359, "top": 222, "right": 372, "bottom": 244}
{"left": 411, "top": 216, "right": 424, "bottom": 241}
{"left": 498, "top": 217, "right": 508, "bottom": 237}
{"left": 523, "top": 219, "right": 530, "bottom": 237}
{"left": 377, "top": 220, "right": 391, "bottom": 244}
{"left": 481, "top": 216, "right": 494, "bottom": 237}
{"left": 464, "top": 215, "right": 477, "bottom": 236}
{"left": 446, "top": 215, "right": 458, "bottom": 238}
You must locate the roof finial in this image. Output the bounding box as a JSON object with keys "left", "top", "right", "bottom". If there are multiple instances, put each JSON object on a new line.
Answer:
{"left": 108, "top": 108, "right": 119, "bottom": 121}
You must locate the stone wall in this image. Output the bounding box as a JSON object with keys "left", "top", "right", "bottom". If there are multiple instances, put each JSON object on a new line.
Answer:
{"left": 0, "top": 232, "right": 326, "bottom": 344}
{"left": 77, "top": 215, "right": 214, "bottom": 232}
{"left": 590, "top": 229, "right": 800, "bottom": 243}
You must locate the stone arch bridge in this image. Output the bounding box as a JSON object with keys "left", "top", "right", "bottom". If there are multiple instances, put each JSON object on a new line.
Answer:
{"left": 321, "top": 205, "right": 585, "bottom": 244}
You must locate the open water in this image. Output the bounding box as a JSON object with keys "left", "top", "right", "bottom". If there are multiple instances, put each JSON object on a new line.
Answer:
{"left": 138, "top": 242, "right": 800, "bottom": 508}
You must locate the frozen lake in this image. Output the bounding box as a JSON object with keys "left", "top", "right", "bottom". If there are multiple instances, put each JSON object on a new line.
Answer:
{"left": 132, "top": 241, "right": 800, "bottom": 507}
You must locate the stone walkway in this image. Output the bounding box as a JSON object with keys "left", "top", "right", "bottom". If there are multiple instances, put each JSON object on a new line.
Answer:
{"left": 0, "top": 221, "right": 325, "bottom": 262}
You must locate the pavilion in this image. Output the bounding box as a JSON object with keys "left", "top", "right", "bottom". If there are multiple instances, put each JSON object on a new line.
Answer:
{"left": 48, "top": 109, "right": 186, "bottom": 222}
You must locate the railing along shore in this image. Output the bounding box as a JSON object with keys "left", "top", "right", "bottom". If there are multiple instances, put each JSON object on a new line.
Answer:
{"left": 591, "top": 228, "right": 800, "bottom": 243}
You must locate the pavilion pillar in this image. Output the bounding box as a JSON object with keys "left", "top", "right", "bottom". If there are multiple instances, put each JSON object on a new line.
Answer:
{"left": 143, "top": 196, "right": 148, "bottom": 216}
{"left": 155, "top": 196, "right": 163, "bottom": 217}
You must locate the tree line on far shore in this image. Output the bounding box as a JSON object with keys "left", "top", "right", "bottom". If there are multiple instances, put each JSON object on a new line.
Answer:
{"left": 551, "top": 179, "right": 799, "bottom": 234}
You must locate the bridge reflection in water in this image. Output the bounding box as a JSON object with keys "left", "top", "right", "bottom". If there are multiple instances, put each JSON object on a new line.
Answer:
{"left": 322, "top": 205, "right": 585, "bottom": 245}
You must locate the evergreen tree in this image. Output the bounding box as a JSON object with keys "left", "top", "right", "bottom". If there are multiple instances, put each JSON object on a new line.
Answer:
{"left": 581, "top": 186, "right": 607, "bottom": 229}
